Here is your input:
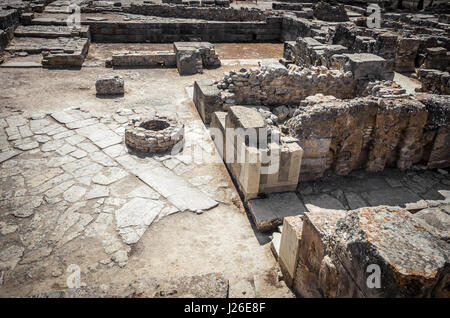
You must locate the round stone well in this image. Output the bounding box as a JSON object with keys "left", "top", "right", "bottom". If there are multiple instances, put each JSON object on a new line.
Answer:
{"left": 125, "top": 116, "right": 184, "bottom": 153}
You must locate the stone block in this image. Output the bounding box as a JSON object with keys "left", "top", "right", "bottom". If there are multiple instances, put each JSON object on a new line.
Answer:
{"left": 343, "top": 53, "right": 391, "bottom": 80}
{"left": 225, "top": 106, "right": 265, "bottom": 131}
{"left": 332, "top": 207, "right": 449, "bottom": 297}
{"left": 193, "top": 80, "right": 223, "bottom": 124}
{"left": 111, "top": 51, "right": 176, "bottom": 67}
{"left": 248, "top": 192, "right": 307, "bottom": 231}
{"left": 279, "top": 215, "right": 303, "bottom": 286}
{"left": 95, "top": 74, "right": 124, "bottom": 95}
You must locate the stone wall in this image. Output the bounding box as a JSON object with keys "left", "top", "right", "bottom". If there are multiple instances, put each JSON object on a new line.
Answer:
{"left": 87, "top": 19, "right": 282, "bottom": 43}
{"left": 216, "top": 62, "right": 356, "bottom": 107}
{"left": 41, "top": 37, "right": 90, "bottom": 67}
{"left": 0, "top": 9, "right": 19, "bottom": 51}
{"left": 125, "top": 3, "right": 278, "bottom": 22}
{"left": 329, "top": 23, "right": 450, "bottom": 73}
{"left": 281, "top": 16, "right": 313, "bottom": 41}
{"left": 313, "top": 1, "right": 349, "bottom": 22}
{"left": 286, "top": 95, "right": 430, "bottom": 181}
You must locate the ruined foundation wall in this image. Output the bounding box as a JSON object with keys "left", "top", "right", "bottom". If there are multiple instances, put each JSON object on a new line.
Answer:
{"left": 417, "top": 69, "right": 450, "bottom": 95}
{"left": 286, "top": 96, "right": 431, "bottom": 181}
{"left": 217, "top": 63, "right": 356, "bottom": 106}
{"left": 87, "top": 19, "right": 282, "bottom": 43}
{"left": 125, "top": 3, "right": 278, "bottom": 22}
{"left": 0, "top": 9, "right": 19, "bottom": 51}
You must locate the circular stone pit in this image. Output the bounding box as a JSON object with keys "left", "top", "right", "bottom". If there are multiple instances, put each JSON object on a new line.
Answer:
{"left": 125, "top": 115, "right": 184, "bottom": 153}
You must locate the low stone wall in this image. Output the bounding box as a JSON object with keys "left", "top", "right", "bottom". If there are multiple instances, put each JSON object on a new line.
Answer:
{"left": 87, "top": 19, "right": 282, "bottom": 43}
{"left": 281, "top": 16, "right": 313, "bottom": 41}
{"left": 216, "top": 62, "right": 356, "bottom": 106}
{"left": 272, "top": 2, "right": 304, "bottom": 11}
{"left": 313, "top": 1, "right": 349, "bottom": 22}
{"left": 289, "top": 37, "right": 348, "bottom": 68}
{"left": 421, "top": 47, "right": 450, "bottom": 72}
{"left": 417, "top": 69, "right": 450, "bottom": 95}
{"left": 125, "top": 3, "right": 277, "bottom": 22}
{"left": 174, "top": 42, "right": 220, "bottom": 75}
{"left": 109, "top": 51, "right": 176, "bottom": 67}
{"left": 329, "top": 23, "right": 448, "bottom": 73}
{"left": 0, "top": 9, "right": 19, "bottom": 51}
{"left": 286, "top": 95, "right": 430, "bottom": 180}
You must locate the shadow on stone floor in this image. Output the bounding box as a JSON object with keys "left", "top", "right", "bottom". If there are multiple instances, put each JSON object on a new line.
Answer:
{"left": 297, "top": 167, "right": 450, "bottom": 212}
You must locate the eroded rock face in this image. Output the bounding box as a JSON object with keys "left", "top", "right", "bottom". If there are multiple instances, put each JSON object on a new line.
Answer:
{"left": 417, "top": 94, "right": 450, "bottom": 169}
{"left": 286, "top": 95, "right": 428, "bottom": 180}
{"left": 293, "top": 206, "right": 450, "bottom": 298}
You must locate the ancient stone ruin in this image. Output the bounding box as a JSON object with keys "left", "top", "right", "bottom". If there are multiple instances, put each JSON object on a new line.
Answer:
{"left": 125, "top": 116, "right": 184, "bottom": 153}
{"left": 0, "top": 0, "right": 449, "bottom": 300}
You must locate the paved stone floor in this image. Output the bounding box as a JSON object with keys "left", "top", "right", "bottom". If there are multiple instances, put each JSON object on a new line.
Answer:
{"left": 0, "top": 44, "right": 295, "bottom": 297}
{"left": 298, "top": 168, "right": 450, "bottom": 213}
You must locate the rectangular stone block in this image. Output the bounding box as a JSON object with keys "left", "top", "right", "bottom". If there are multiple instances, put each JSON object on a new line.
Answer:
{"left": 193, "top": 80, "right": 223, "bottom": 124}
{"left": 343, "top": 53, "right": 391, "bottom": 80}
{"left": 279, "top": 216, "right": 303, "bottom": 287}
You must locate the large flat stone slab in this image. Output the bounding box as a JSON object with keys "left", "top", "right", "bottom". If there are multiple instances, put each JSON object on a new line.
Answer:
{"left": 360, "top": 187, "right": 423, "bottom": 209}
{"left": 76, "top": 123, "right": 122, "bottom": 149}
{"left": 115, "top": 198, "right": 165, "bottom": 244}
{"left": 137, "top": 167, "right": 218, "bottom": 212}
{"left": 248, "top": 192, "right": 307, "bottom": 231}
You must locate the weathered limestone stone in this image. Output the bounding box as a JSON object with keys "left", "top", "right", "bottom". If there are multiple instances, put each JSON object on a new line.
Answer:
{"left": 291, "top": 207, "right": 450, "bottom": 298}
{"left": 313, "top": 1, "right": 349, "bottom": 22}
{"left": 95, "top": 74, "right": 124, "bottom": 95}
{"left": 395, "top": 37, "right": 420, "bottom": 72}
{"left": 110, "top": 51, "right": 176, "bottom": 67}
{"left": 174, "top": 42, "right": 220, "bottom": 76}
{"left": 248, "top": 192, "right": 307, "bottom": 231}
{"left": 413, "top": 205, "right": 450, "bottom": 233}
{"left": 0, "top": 149, "right": 21, "bottom": 163}
{"left": 86, "top": 185, "right": 110, "bottom": 200}
{"left": 287, "top": 95, "right": 431, "bottom": 179}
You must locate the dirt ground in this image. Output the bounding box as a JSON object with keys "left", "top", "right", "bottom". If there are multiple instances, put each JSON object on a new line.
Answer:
{"left": 0, "top": 43, "right": 293, "bottom": 297}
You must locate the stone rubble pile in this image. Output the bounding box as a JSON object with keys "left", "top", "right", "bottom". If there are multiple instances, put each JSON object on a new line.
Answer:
{"left": 216, "top": 63, "right": 356, "bottom": 106}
